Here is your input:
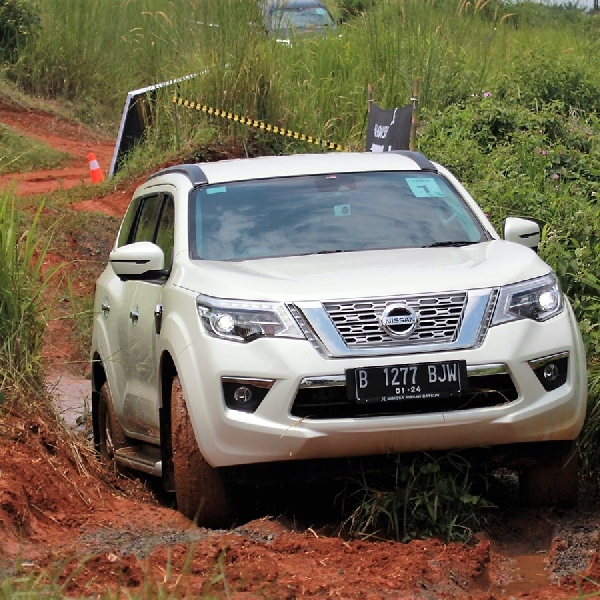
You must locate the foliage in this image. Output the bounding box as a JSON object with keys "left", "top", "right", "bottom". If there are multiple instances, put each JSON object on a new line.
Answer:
{"left": 579, "top": 364, "right": 600, "bottom": 480}
{"left": 495, "top": 49, "right": 600, "bottom": 113}
{"left": 418, "top": 88, "right": 600, "bottom": 476}
{"left": 4, "top": 0, "right": 523, "bottom": 144}
{"left": 0, "top": 0, "right": 39, "bottom": 63}
{"left": 419, "top": 95, "right": 600, "bottom": 357}
{"left": 338, "top": 0, "right": 376, "bottom": 18}
{"left": 345, "top": 452, "right": 492, "bottom": 542}
{"left": 0, "top": 122, "right": 71, "bottom": 174}
{"left": 0, "top": 188, "right": 51, "bottom": 394}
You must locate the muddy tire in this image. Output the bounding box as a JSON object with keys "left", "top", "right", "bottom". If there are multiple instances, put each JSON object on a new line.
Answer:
{"left": 171, "top": 376, "right": 231, "bottom": 527}
{"left": 98, "top": 382, "right": 128, "bottom": 469}
{"left": 520, "top": 441, "right": 579, "bottom": 508}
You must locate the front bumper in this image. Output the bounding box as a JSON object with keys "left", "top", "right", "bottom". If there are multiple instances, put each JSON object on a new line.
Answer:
{"left": 177, "top": 301, "right": 587, "bottom": 467}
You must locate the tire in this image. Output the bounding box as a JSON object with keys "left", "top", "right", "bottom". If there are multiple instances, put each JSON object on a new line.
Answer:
{"left": 520, "top": 441, "right": 579, "bottom": 508}
{"left": 170, "top": 375, "right": 231, "bottom": 527}
{"left": 98, "top": 382, "right": 128, "bottom": 470}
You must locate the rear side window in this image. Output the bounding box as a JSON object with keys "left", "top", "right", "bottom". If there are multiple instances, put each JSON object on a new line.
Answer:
{"left": 189, "top": 171, "right": 487, "bottom": 261}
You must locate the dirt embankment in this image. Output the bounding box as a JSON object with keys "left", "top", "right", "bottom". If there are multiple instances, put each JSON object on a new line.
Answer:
{"left": 1, "top": 99, "right": 600, "bottom": 599}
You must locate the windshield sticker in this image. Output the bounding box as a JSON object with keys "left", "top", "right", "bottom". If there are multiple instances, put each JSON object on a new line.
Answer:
{"left": 406, "top": 178, "right": 444, "bottom": 198}
{"left": 206, "top": 186, "right": 227, "bottom": 195}
{"left": 334, "top": 204, "right": 351, "bottom": 217}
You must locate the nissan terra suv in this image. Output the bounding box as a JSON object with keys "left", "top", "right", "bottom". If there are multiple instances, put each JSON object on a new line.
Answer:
{"left": 91, "top": 151, "right": 587, "bottom": 526}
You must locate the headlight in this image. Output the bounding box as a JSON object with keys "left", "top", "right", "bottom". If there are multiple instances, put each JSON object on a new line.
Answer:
{"left": 492, "top": 273, "right": 563, "bottom": 325}
{"left": 196, "top": 294, "right": 305, "bottom": 343}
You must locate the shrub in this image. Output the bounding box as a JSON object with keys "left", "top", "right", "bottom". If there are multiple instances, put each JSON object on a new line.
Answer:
{"left": 419, "top": 93, "right": 600, "bottom": 477}
{"left": 345, "top": 452, "right": 492, "bottom": 542}
{"left": 419, "top": 95, "right": 600, "bottom": 356}
{"left": 0, "top": 0, "right": 40, "bottom": 63}
{"left": 495, "top": 50, "right": 600, "bottom": 113}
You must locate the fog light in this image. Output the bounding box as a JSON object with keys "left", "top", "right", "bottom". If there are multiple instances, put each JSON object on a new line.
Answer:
{"left": 222, "top": 377, "right": 274, "bottom": 413}
{"left": 529, "top": 353, "right": 568, "bottom": 391}
{"left": 543, "top": 363, "right": 559, "bottom": 382}
{"left": 233, "top": 386, "right": 253, "bottom": 404}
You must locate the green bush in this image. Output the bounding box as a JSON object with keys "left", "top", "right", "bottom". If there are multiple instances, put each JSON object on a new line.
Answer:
{"left": 345, "top": 452, "right": 492, "bottom": 542}
{"left": 0, "top": 0, "right": 39, "bottom": 63}
{"left": 580, "top": 366, "right": 600, "bottom": 479}
{"left": 419, "top": 95, "right": 600, "bottom": 356}
{"left": 495, "top": 50, "right": 600, "bottom": 113}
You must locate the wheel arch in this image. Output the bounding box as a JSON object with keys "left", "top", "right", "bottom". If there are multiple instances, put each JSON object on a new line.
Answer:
{"left": 91, "top": 352, "right": 107, "bottom": 453}
{"left": 159, "top": 350, "right": 178, "bottom": 491}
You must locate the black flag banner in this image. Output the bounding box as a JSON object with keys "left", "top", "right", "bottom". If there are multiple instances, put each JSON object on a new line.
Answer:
{"left": 365, "top": 102, "right": 412, "bottom": 152}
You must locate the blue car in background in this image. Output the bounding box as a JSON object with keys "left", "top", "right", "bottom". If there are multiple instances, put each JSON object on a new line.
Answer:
{"left": 261, "top": 0, "right": 338, "bottom": 42}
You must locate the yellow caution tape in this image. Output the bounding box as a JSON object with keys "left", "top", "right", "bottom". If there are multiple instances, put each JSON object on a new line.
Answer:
{"left": 173, "top": 95, "right": 344, "bottom": 151}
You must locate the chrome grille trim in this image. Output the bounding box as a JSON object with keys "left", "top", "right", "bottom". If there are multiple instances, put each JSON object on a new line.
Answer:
{"left": 290, "top": 288, "right": 497, "bottom": 358}
{"left": 324, "top": 293, "right": 467, "bottom": 347}
{"left": 527, "top": 351, "right": 569, "bottom": 369}
{"left": 298, "top": 363, "right": 510, "bottom": 389}
{"left": 475, "top": 288, "right": 499, "bottom": 348}
{"left": 293, "top": 363, "right": 517, "bottom": 420}
{"left": 288, "top": 304, "right": 330, "bottom": 356}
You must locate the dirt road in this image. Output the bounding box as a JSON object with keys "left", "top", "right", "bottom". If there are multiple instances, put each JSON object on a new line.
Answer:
{"left": 1, "top": 99, "right": 599, "bottom": 598}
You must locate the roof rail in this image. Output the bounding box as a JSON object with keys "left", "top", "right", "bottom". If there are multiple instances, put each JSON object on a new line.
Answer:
{"left": 147, "top": 164, "right": 208, "bottom": 186}
{"left": 391, "top": 151, "right": 437, "bottom": 172}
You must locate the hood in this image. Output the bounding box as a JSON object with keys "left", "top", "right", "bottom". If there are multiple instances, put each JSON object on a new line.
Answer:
{"left": 174, "top": 240, "right": 552, "bottom": 302}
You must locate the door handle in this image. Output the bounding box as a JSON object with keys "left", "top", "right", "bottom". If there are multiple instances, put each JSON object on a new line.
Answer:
{"left": 130, "top": 307, "right": 139, "bottom": 325}
{"left": 101, "top": 299, "right": 110, "bottom": 317}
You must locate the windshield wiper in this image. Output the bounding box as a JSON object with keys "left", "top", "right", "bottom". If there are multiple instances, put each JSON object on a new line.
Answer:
{"left": 424, "top": 241, "right": 479, "bottom": 248}
{"left": 316, "top": 249, "right": 356, "bottom": 254}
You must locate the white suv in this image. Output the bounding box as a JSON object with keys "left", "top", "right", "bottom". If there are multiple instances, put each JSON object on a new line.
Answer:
{"left": 91, "top": 151, "right": 587, "bottom": 525}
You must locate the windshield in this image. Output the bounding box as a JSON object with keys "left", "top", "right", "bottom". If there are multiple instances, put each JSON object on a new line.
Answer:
{"left": 189, "top": 171, "right": 487, "bottom": 261}
{"left": 269, "top": 6, "right": 335, "bottom": 32}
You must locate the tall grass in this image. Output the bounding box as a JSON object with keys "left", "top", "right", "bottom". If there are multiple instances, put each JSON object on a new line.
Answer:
{"left": 14, "top": 0, "right": 597, "bottom": 146}
{"left": 11, "top": 0, "right": 206, "bottom": 125}
{"left": 0, "top": 188, "right": 52, "bottom": 396}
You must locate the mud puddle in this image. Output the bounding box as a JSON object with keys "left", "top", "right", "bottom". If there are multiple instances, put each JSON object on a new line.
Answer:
{"left": 47, "top": 372, "right": 89, "bottom": 430}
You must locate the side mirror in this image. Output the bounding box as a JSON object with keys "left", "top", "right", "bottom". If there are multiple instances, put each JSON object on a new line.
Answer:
{"left": 109, "top": 241, "right": 166, "bottom": 281}
{"left": 503, "top": 217, "right": 541, "bottom": 251}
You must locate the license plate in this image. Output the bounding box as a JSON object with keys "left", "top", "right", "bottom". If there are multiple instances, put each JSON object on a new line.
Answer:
{"left": 347, "top": 361, "right": 467, "bottom": 404}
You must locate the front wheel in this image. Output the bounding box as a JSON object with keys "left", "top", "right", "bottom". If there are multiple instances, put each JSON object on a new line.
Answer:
{"left": 97, "top": 382, "right": 128, "bottom": 471}
{"left": 171, "top": 375, "right": 231, "bottom": 527}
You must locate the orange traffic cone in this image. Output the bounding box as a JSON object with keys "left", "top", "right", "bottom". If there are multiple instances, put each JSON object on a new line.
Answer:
{"left": 88, "top": 152, "right": 104, "bottom": 184}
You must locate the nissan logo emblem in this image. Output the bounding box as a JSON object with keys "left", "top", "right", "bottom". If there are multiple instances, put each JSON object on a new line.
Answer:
{"left": 380, "top": 303, "right": 419, "bottom": 338}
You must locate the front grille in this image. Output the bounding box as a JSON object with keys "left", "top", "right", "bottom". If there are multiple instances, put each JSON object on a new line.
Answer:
{"left": 290, "top": 373, "right": 518, "bottom": 420}
{"left": 323, "top": 293, "right": 467, "bottom": 348}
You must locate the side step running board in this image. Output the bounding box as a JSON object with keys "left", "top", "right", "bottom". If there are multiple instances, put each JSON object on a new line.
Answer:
{"left": 115, "top": 445, "right": 162, "bottom": 477}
